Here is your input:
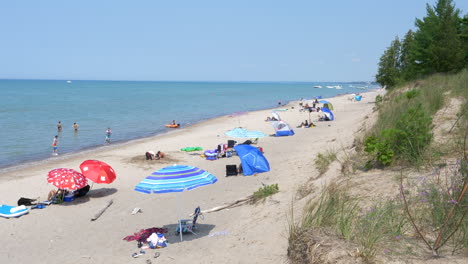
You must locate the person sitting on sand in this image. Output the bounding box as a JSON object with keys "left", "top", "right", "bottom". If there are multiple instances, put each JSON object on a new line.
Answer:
{"left": 48, "top": 189, "right": 66, "bottom": 202}
{"left": 146, "top": 151, "right": 156, "bottom": 160}
{"left": 155, "top": 151, "right": 165, "bottom": 160}
{"left": 265, "top": 117, "right": 271, "bottom": 121}
{"left": 48, "top": 185, "right": 90, "bottom": 202}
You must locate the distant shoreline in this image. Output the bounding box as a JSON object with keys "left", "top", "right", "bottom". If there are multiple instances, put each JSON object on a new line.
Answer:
{"left": 0, "top": 88, "right": 379, "bottom": 176}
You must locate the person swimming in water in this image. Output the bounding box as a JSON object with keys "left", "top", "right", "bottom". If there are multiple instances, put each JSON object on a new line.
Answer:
{"left": 73, "top": 122, "right": 79, "bottom": 132}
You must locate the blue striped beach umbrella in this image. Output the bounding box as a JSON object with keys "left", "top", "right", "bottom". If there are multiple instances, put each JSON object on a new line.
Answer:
{"left": 134, "top": 165, "right": 218, "bottom": 241}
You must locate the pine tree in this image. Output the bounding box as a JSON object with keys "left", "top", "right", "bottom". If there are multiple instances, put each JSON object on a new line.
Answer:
{"left": 400, "top": 30, "right": 416, "bottom": 81}
{"left": 376, "top": 37, "right": 401, "bottom": 88}
{"left": 409, "top": 0, "right": 464, "bottom": 77}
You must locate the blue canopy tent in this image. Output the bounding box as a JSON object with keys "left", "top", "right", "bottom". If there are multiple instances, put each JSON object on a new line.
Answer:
{"left": 233, "top": 145, "right": 270, "bottom": 176}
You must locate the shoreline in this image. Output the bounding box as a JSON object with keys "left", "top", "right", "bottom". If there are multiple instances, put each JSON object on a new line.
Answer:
{"left": 0, "top": 89, "right": 377, "bottom": 175}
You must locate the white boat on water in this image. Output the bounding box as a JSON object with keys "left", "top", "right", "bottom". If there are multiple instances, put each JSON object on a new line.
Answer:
{"left": 66, "top": 80, "right": 72, "bottom": 83}
{"left": 326, "top": 86, "right": 335, "bottom": 89}
{"left": 335, "top": 85, "right": 343, "bottom": 90}
{"left": 313, "top": 85, "right": 322, "bottom": 88}
{"left": 357, "top": 86, "right": 367, "bottom": 90}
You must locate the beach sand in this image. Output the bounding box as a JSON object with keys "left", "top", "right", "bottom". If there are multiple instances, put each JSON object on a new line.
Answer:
{"left": 0, "top": 90, "right": 384, "bottom": 264}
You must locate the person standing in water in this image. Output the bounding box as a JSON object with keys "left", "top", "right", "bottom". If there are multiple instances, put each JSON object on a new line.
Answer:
{"left": 73, "top": 122, "right": 79, "bottom": 132}
{"left": 105, "top": 128, "right": 112, "bottom": 143}
{"left": 52, "top": 135, "right": 59, "bottom": 155}
{"left": 57, "top": 121, "right": 62, "bottom": 132}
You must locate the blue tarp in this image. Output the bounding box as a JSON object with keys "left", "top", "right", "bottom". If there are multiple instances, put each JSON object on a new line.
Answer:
{"left": 234, "top": 145, "right": 270, "bottom": 176}
{"left": 355, "top": 95, "right": 362, "bottom": 101}
{"left": 322, "top": 107, "right": 335, "bottom": 121}
{"left": 225, "top": 128, "right": 267, "bottom": 138}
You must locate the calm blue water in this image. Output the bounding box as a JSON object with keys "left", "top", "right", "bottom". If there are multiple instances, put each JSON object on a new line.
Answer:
{"left": 0, "top": 80, "right": 378, "bottom": 170}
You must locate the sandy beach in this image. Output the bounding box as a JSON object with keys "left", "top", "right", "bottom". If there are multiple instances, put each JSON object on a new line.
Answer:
{"left": 0, "top": 90, "right": 384, "bottom": 264}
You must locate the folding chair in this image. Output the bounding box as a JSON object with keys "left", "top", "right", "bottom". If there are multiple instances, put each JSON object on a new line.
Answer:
{"left": 176, "top": 206, "right": 202, "bottom": 235}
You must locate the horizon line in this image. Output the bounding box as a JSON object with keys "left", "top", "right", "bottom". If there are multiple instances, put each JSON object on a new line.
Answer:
{"left": 0, "top": 78, "right": 377, "bottom": 83}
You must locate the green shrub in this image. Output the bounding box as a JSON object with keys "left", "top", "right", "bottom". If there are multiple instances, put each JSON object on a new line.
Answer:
{"left": 365, "top": 103, "right": 432, "bottom": 166}
{"left": 252, "top": 184, "right": 279, "bottom": 203}
{"left": 392, "top": 104, "right": 432, "bottom": 163}
{"left": 403, "top": 89, "right": 421, "bottom": 100}
{"left": 375, "top": 94, "right": 383, "bottom": 104}
{"left": 364, "top": 136, "right": 395, "bottom": 167}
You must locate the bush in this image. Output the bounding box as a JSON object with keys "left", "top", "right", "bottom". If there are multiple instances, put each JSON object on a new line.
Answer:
{"left": 252, "top": 184, "right": 279, "bottom": 203}
{"left": 364, "top": 136, "right": 395, "bottom": 166}
{"left": 365, "top": 103, "right": 432, "bottom": 167}
{"left": 392, "top": 104, "right": 433, "bottom": 163}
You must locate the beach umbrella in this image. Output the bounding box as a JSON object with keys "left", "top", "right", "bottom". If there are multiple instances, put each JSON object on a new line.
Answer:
{"left": 224, "top": 127, "right": 267, "bottom": 138}
{"left": 79, "top": 160, "right": 116, "bottom": 184}
{"left": 134, "top": 165, "right": 218, "bottom": 241}
{"left": 47, "top": 168, "right": 88, "bottom": 190}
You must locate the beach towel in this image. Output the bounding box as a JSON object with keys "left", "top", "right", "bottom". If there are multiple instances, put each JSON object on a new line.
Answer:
{"left": 123, "top": 227, "right": 168, "bottom": 242}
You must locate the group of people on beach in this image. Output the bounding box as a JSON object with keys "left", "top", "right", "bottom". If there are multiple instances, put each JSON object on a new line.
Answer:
{"left": 52, "top": 121, "right": 113, "bottom": 155}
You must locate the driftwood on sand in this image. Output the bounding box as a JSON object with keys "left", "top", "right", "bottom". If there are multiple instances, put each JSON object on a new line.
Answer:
{"left": 191, "top": 196, "right": 253, "bottom": 216}
{"left": 91, "top": 199, "right": 113, "bottom": 221}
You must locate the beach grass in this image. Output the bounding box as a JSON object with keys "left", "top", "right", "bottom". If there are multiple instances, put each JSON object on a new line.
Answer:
{"left": 314, "top": 149, "right": 337, "bottom": 175}
{"left": 252, "top": 183, "right": 279, "bottom": 203}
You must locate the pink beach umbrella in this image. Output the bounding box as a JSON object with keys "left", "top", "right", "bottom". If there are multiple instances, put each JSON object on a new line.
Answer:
{"left": 47, "top": 168, "right": 88, "bottom": 190}
{"left": 79, "top": 160, "right": 116, "bottom": 184}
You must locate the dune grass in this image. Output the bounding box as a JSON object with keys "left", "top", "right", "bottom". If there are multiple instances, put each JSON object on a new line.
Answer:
{"left": 314, "top": 149, "right": 337, "bottom": 175}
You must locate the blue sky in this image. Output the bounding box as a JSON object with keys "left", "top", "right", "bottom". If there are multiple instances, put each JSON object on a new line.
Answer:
{"left": 0, "top": 0, "right": 466, "bottom": 82}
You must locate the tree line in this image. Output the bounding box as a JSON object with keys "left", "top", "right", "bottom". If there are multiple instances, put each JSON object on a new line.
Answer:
{"left": 376, "top": 0, "right": 467, "bottom": 88}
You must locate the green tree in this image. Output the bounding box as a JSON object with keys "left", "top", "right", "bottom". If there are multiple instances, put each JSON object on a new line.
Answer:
{"left": 400, "top": 30, "right": 417, "bottom": 81}
{"left": 461, "top": 15, "right": 468, "bottom": 67}
{"left": 409, "top": 0, "right": 464, "bottom": 77}
{"left": 376, "top": 37, "right": 401, "bottom": 88}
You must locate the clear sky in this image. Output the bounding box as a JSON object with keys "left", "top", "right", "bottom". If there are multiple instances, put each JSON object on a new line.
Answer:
{"left": 0, "top": 0, "right": 466, "bottom": 82}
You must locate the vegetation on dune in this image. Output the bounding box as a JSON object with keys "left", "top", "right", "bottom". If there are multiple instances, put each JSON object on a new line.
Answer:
{"left": 251, "top": 183, "right": 279, "bottom": 203}
{"left": 288, "top": 0, "right": 467, "bottom": 262}
{"left": 314, "top": 149, "right": 337, "bottom": 175}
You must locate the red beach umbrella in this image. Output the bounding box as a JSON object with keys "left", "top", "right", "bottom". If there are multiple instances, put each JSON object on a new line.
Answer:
{"left": 79, "top": 160, "right": 116, "bottom": 184}
{"left": 47, "top": 168, "right": 88, "bottom": 190}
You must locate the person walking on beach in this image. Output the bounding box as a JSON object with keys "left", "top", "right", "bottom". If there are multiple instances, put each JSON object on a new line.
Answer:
{"left": 52, "top": 135, "right": 59, "bottom": 155}
{"left": 105, "top": 128, "right": 112, "bottom": 144}
{"left": 57, "top": 121, "right": 62, "bottom": 132}
{"left": 73, "top": 122, "right": 79, "bottom": 132}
